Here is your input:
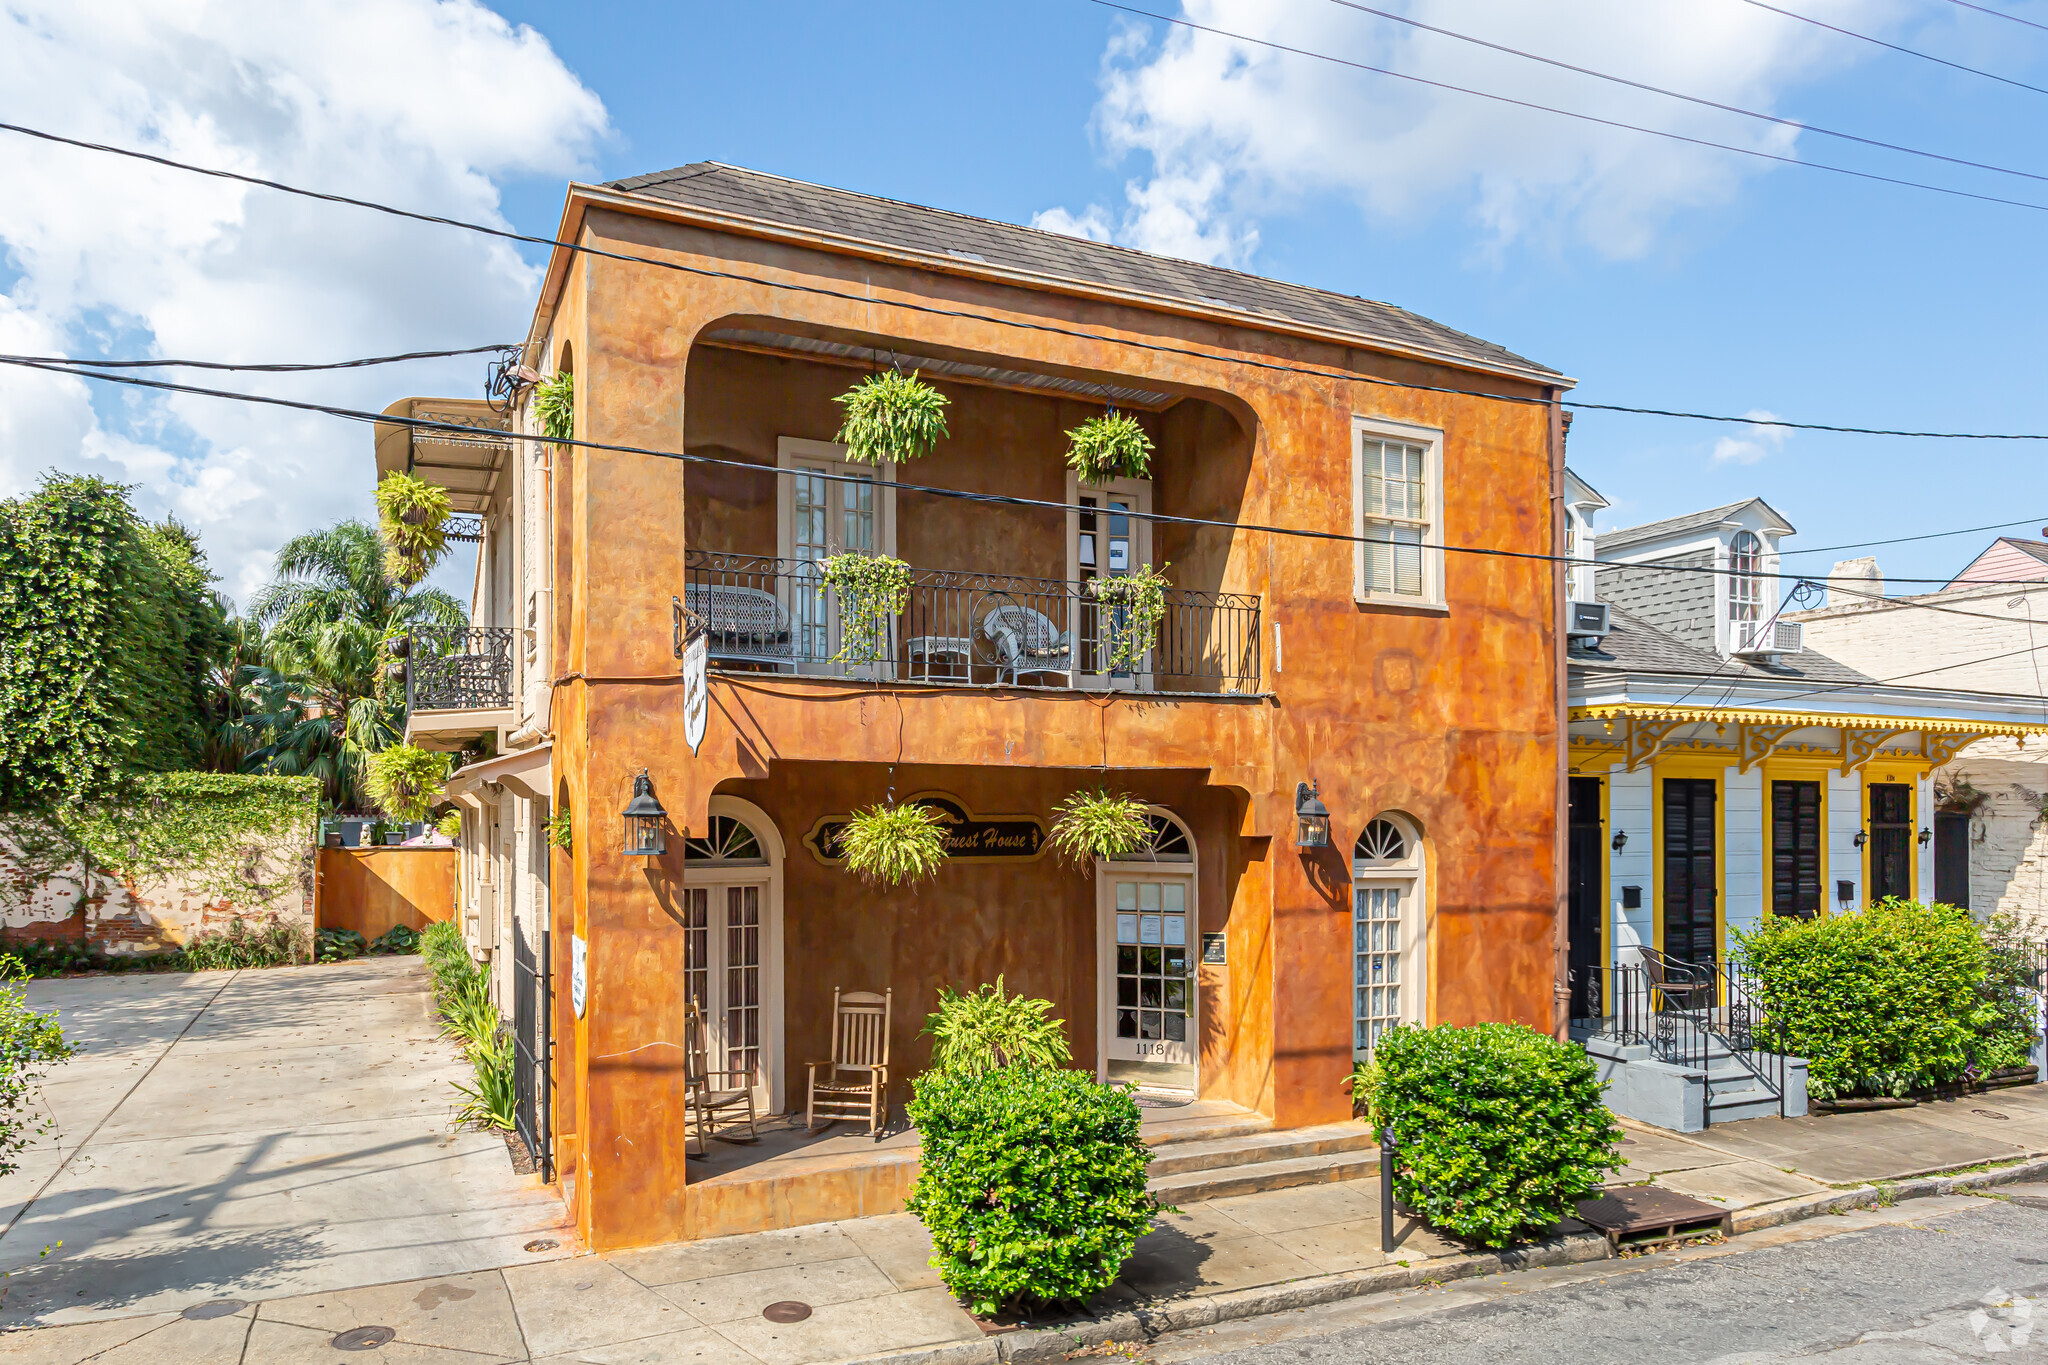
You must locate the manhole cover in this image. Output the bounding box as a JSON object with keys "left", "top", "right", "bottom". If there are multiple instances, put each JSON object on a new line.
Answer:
{"left": 762, "top": 1301, "right": 813, "bottom": 1323}
{"left": 524, "top": 1239, "right": 559, "bottom": 1252}
{"left": 1974, "top": 1109, "right": 2011, "bottom": 1120}
{"left": 331, "top": 1325, "right": 397, "bottom": 1351}
{"left": 181, "top": 1299, "right": 246, "bottom": 1320}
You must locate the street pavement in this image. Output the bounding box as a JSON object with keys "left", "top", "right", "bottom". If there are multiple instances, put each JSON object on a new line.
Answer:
{"left": 1151, "top": 1197, "right": 2048, "bottom": 1364}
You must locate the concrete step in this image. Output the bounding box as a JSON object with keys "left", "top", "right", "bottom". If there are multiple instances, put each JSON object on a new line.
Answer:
{"left": 1149, "top": 1148, "right": 1381, "bottom": 1204}
{"left": 1147, "top": 1122, "right": 1378, "bottom": 1178}
{"left": 1707, "top": 1091, "right": 1784, "bottom": 1123}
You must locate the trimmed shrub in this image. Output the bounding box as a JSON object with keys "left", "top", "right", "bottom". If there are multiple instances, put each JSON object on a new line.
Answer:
{"left": 1374, "top": 1023, "right": 1622, "bottom": 1248}
{"left": 906, "top": 1067, "right": 1155, "bottom": 1315}
{"left": 1736, "top": 899, "right": 1999, "bottom": 1099}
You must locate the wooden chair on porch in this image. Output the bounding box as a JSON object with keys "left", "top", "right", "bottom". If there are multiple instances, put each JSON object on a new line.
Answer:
{"left": 806, "top": 988, "right": 892, "bottom": 1136}
{"left": 683, "top": 998, "right": 759, "bottom": 1156}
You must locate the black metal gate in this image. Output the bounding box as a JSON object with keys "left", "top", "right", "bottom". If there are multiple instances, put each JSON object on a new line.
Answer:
{"left": 510, "top": 823, "right": 551, "bottom": 1179}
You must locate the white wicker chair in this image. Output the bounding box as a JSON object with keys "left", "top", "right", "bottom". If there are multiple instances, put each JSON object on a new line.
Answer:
{"left": 980, "top": 604, "right": 1072, "bottom": 684}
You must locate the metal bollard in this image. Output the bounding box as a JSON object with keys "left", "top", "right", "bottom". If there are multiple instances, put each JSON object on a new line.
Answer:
{"left": 1380, "top": 1126, "right": 1396, "bottom": 1255}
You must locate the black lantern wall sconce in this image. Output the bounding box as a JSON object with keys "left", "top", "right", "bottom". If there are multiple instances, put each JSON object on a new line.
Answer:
{"left": 1611, "top": 829, "right": 1628, "bottom": 854}
{"left": 1917, "top": 827, "right": 1932, "bottom": 848}
{"left": 1295, "top": 781, "right": 1331, "bottom": 849}
{"left": 622, "top": 770, "right": 668, "bottom": 857}
{"left": 1852, "top": 829, "right": 1867, "bottom": 850}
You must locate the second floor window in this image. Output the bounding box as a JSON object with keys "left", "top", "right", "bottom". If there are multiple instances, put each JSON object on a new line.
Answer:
{"left": 1353, "top": 420, "right": 1443, "bottom": 605}
{"left": 1729, "top": 530, "right": 1764, "bottom": 624}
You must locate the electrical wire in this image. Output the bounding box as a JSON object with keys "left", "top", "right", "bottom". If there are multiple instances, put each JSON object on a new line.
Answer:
{"left": 1735, "top": 0, "right": 2048, "bottom": 98}
{"left": 1321, "top": 0, "right": 2048, "bottom": 182}
{"left": 14, "top": 350, "right": 2048, "bottom": 595}
{"left": 1941, "top": 0, "right": 2048, "bottom": 34}
{"left": 1089, "top": 2, "right": 2048, "bottom": 217}
{"left": 12, "top": 118, "right": 2048, "bottom": 442}
{"left": 1775, "top": 515, "right": 2048, "bottom": 556}
{"left": 2, "top": 345, "right": 515, "bottom": 372}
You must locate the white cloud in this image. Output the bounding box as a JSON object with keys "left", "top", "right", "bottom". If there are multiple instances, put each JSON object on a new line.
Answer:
{"left": 1058, "top": 0, "right": 1907, "bottom": 263}
{"left": 0, "top": 0, "right": 609, "bottom": 605}
{"left": 1030, "top": 205, "right": 1115, "bottom": 243}
{"left": 1711, "top": 409, "right": 1790, "bottom": 464}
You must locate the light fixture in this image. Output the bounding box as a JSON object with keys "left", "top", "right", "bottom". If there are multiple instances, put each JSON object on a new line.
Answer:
{"left": 1852, "top": 829, "right": 1867, "bottom": 850}
{"left": 1917, "top": 827, "right": 1932, "bottom": 847}
{"left": 1294, "top": 781, "right": 1331, "bottom": 849}
{"left": 622, "top": 770, "right": 667, "bottom": 857}
{"left": 1611, "top": 830, "right": 1628, "bottom": 854}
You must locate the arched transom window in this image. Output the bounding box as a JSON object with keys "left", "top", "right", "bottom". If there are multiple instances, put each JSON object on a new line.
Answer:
{"left": 1111, "top": 812, "right": 1192, "bottom": 863}
{"left": 1352, "top": 814, "right": 1424, "bottom": 1058}
{"left": 685, "top": 815, "right": 767, "bottom": 865}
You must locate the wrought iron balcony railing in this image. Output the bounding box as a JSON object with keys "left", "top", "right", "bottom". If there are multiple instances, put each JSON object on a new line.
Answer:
{"left": 682, "top": 552, "right": 1262, "bottom": 695}
{"left": 406, "top": 626, "right": 515, "bottom": 713}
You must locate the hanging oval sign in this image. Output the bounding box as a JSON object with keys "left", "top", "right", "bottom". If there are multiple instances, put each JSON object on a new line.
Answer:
{"left": 805, "top": 794, "right": 1046, "bottom": 866}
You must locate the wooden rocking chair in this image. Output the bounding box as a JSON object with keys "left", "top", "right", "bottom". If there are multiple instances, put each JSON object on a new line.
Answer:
{"left": 683, "top": 998, "right": 759, "bottom": 1157}
{"left": 806, "top": 988, "right": 892, "bottom": 1136}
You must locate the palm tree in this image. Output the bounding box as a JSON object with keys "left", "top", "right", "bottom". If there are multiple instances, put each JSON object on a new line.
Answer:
{"left": 247, "top": 520, "right": 464, "bottom": 808}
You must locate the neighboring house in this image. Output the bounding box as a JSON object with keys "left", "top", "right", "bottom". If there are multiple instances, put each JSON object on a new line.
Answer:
{"left": 1789, "top": 541, "right": 2048, "bottom": 934}
{"left": 378, "top": 162, "right": 1576, "bottom": 1250}
{"left": 1565, "top": 489, "right": 2048, "bottom": 1128}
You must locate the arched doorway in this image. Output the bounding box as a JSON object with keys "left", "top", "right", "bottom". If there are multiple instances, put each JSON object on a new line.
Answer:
{"left": 682, "top": 796, "right": 786, "bottom": 1110}
{"left": 1352, "top": 813, "right": 1426, "bottom": 1059}
{"left": 1094, "top": 809, "right": 1199, "bottom": 1093}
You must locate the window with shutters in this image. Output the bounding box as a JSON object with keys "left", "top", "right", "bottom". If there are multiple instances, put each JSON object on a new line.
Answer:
{"left": 1352, "top": 418, "right": 1444, "bottom": 607}
{"left": 1770, "top": 781, "right": 1822, "bottom": 919}
{"left": 1661, "top": 779, "right": 1718, "bottom": 963}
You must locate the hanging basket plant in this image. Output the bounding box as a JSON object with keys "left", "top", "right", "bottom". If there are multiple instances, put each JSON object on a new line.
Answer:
{"left": 839, "top": 801, "right": 949, "bottom": 886}
{"left": 373, "top": 472, "right": 453, "bottom": 589}
{"left": 832, "top": 369, "right": 950, "bottom": 464}
{"left": 1049, "top": 789, "right": 1153, "bottom": 867}
{"left": 532, "top": 370, "right": 574, "bottom": 445}
{"left": 363, "top": 744, "right": 452, "bottom": 824}
{"left": 1065, "top": 411, "right": 1154, "bottom": 484}
{"left": 1088, "top": 562, "right": 1171, "bottom": 674}
{"left": 820, "top": 552, "right": 912, "bottom": 663}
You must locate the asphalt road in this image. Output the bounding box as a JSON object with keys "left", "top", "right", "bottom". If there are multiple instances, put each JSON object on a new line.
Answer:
{"left": 1152, "top": 1200, "right": 2048, "bottom": 1365}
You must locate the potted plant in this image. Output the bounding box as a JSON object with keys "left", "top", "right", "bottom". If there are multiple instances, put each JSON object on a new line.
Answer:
{"left": 839, "top": 801, "right": 949, "bottom": 886}
{"left": 1088, "top": 563, "right": 1170, "bottom": 674}
{"left": 363, "top": 744, "right": 452, "bottom": 825}
{"left": 820, "top": 552, "right": 913, "bottom": 663}
{"left": 1048, "top": 789, "right": 1153, "bottom": 866}
{"left": 532, "top": 370, "right": 574, "bottom": 445}
{"left": 373, "top": 472, "right": 453, "bottom": 588}
{"left": 832, "top": 369, "right": 950, "bottom": 464}
{"left": 1065, "top": 410, "right": 1154, "bottom": 484}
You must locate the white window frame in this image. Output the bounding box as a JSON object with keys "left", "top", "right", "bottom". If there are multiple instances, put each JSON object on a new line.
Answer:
{"left": 1094, "top": 807, "right": 1199, "bottom": 1095}
{"left": 680, "top": 796, "right": 786, "bottom": 1112}
{"left": 1351, "top": 812, "right": 1427, "bottom": 1059}
{"left": 1351, "top": 416, "right": 1446, "bottom": 609}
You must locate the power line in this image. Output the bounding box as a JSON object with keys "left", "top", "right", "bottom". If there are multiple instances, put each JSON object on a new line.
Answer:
{"left": 1322, "top": 0, "right": 2048, "bottom": 182}
{"left": 12, "top": 118, "right": 2048, "bottom": 443}
{"left": 1735, "top": 0, "right": 2048, "bottom": 99}
{"left": 1775, "top": 515, "right": 2048, "bottom": 556}
{"left": 1090, "top": 2, "right": 2048, "bottom": 216}
{"left": 14, "top": 351, "right": 2048, "bottom": 597}
{"left": 1, "top": 345, "right": 515, "bottom": 373}
{"left": 1941, "top": 0, "right": 2048, "bottom": 35}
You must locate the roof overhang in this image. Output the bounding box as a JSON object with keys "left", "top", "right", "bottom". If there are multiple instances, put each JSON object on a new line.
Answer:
{"left": 446, "top": 743, "right": 553, "bottom": 803}
{"left": 373, "top": 397, "right": 513, "bottom": 512}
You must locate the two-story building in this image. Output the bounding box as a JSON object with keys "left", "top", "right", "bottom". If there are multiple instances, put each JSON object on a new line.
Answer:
{"left": 378, "top": 162, "right": 1577, "bottom": 1250}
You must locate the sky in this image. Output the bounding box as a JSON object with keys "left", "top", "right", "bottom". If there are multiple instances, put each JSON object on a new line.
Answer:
{"left": 3, "top": 0, "right": 2047, "bottom": 607}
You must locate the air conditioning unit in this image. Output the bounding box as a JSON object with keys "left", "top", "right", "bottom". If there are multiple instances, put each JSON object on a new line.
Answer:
{"left": 1567, "top": 600, "right": 1611, "bottom": 643}
{"left": 1732, "top": 619, "right": 1804, "bottom": 656}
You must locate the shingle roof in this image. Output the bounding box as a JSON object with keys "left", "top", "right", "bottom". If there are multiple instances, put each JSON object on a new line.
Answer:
{"left": 1572, "top": 605, "right": 1875, "bottom": 687}
{"left": 603, "top": 163, "right": 1564, "bottom": 383}
{"left": 1601, "top": 497, "right": 1796, "bottom": 552}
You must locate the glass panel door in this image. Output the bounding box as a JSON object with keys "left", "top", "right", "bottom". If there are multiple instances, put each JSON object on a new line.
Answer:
{"left": 1354, "top": 885, "right": 1403, "bottom": 1056}
{"left": 682, "top": 880, "right": 769, "bottom": 1100}
{"left": 789, "top": 459, "right": 879, "bottom": 673}
{"left": 1103, "top": 875, "right": 1194, "bottom": 1089}
{"left": 1071, "top": 480, "right": 1152, "bottom": 686}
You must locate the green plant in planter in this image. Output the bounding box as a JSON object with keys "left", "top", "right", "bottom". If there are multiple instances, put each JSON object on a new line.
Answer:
{"left": 364, "top": 744, "right": 452, "bottom": 824}
{"left": 832, "top": 369, "right": 949, "bottom": 464}
{"left": 819, "top": 553, "right": 912, "bottom": 663}
{"left": 923, "top": 976, "right": 1073, "bottom": 1076}
{"left": 373, "top": 472, "right": 453, "bottom": 588}
{"left": 436, "top": 811, "right": 462, "bottom": 840}
{"left": 548, "top": 806, "right": 572, "bottom": 853}
{"left": 1087, "top": 563, "right": 1170, "bottom": 674}
{"left": 1065, "top": 411, "right": 1154, "bottom": 484}
{"left": 1048, "top": 789, "right": 1152, "bottom": 866}
{"left": 532, "top": 370, "right": 574, "bottom": 445}
{"left": 839, "top": 801, "right": 948, "bottom": 886}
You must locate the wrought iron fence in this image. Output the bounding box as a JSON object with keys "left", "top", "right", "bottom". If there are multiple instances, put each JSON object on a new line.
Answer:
{"left": 682, "top": 552, "right": 1262, "bottom": 694}
{"left": 1576, "top": 952, "right": 1789, "bottom": 1125}
{"left": 406, "top": 626, "right": 515, "bottom": 712}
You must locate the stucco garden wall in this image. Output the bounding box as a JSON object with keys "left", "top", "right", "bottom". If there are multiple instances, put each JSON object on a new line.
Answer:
{"left": 1940, "top": 740, "right": 2048, "bottom": 934}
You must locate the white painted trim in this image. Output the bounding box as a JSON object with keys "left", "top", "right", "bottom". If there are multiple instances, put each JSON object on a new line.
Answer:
{"left": 682, "top": 795, "right": 786, "bottom": 1112}
{"left": 1351, "top": 414, "right": 1446, "bottom": 608}
{"left": 1065, "top": 471, "right": 1157, "bottom": 691}
{"left": 775, "top": 436, "right": 898, "bottom": 561}
{"left": 1350, "top": 810, "right": 1429, "bottom": 1053}
{"left": 1095, "top": 806, "right": 1199, "bottom": 1094}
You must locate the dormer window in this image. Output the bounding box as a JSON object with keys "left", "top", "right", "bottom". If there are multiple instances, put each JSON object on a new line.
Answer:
{"left": 1729, "top": 530, "right": 1764, "bottom": 627}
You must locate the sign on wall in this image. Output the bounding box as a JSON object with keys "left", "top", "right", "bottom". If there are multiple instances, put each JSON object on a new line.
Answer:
{"left": 570, "top": 934, "right": 588, "bottom": 1019}
{"left": 681, "top": 633, "right": 708, "bottom": 755}
{"left": 804, "top": 794, "right": 1047, "bottom": 866}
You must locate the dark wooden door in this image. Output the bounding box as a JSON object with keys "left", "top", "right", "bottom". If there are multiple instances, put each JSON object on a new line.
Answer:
{"left": 1934, "top": 811, "right": 1970, "bottom": 909}
{"left": 1868, "top": 783, "right": 1913, "bottom": 903}
{"left": 1770, "top": 780, "right": 1822, "bottom": 919}
{"left": 1662, "top": 778, "right": 1718, "bottom": 964}
{"left": 1567, "top": 777, "right": 1604, "bottom": 1019}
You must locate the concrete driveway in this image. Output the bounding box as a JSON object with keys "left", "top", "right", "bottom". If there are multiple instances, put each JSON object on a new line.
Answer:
{"left": 0, "top": 956, "right": 570, "bottom": 1327}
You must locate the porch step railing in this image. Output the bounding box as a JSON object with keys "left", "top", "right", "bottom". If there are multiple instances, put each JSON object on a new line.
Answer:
{"left": 683, "top": 551, "right": 1261, "bottom": 694}
{"left": 1573, "top": 955, "right": 1788, "bottom": 1125}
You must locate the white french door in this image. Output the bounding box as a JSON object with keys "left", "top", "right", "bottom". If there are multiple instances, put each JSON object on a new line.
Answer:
{"left": 1066, "top": 475, "right": 1154, "bottom": 688}
{"left": 1098, "top": 872, "right": 1196, "bottom": 1090}
{"left": 778, "top": 438, "right": 896, "bottom": 677}
{"left": 682, "top": 881, "right": 767, "bottom": 1103}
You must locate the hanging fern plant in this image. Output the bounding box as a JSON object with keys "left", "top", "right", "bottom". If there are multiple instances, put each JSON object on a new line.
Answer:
{"left": 374, "top": 472, "right": 453, "bottom": 589}
{"left": 532, "top": 370, "right": 574, "bottom": 445}
{"left": 1048, "top": 789, "right": 1153, "bottom": 867}
{"left": 839, "top": 801, "right": 949, "bottom": 886}
{"left": 1089, "top": 563, "right": 1171, "bottom": 674}
{"left": 832, "top": 369, "right": 949, "bottom": 464}
{"left": 363, "top": 744, "right": 452, "bottom": 824}
{"left": 1066, "top": 411, "right": 1154, "bottom": 484}
{"left": 820, "top": 552, "right": 912, "bottom": 663}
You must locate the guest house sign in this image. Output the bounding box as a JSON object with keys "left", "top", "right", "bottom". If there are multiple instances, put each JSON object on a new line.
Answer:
{"left": 805, "top": 794, "right": 1047, "bottom": 866}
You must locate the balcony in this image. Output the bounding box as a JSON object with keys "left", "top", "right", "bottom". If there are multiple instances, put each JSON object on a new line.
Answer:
{"left": 682, "top": 553, "right": 1261, "bottom": 695}
{"left": 402, "top": 625, "right": 516, "bottom": 749}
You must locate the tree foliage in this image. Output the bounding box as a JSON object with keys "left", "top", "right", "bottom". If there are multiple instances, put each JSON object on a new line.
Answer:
{"left": 0, "top": 957, "right": 73, "bottom": 1178}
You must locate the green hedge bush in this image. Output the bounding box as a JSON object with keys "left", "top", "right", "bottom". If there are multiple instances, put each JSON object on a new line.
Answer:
{"left": 905, "top": 1067, "right": 1155, "bottom": 1315}
{"left": 1736, "top": 899, "right": 2020, "bottom": 1099}
{"left": 1374, "top": 1023, "right": 1622, "bottom": 1248}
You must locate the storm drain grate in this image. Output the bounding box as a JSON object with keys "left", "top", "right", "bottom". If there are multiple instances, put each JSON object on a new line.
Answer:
{"left": 1575, "top": 1186, "right": 1731, "bottom": 1252}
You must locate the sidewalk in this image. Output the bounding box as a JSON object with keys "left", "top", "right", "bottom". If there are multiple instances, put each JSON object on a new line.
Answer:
{"left": 7, "top": 1085, "right": 2047, "bottom": 1364}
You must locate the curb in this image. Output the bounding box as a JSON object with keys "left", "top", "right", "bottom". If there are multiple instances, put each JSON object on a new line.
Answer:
{"left": 1731, "top": 1155, "right": 2048, "bottom": 1234}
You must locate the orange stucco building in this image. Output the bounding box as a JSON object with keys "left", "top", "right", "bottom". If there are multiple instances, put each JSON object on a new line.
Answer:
{"left": 379, "top": 163, "right": 1575, "bottom": 1250}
